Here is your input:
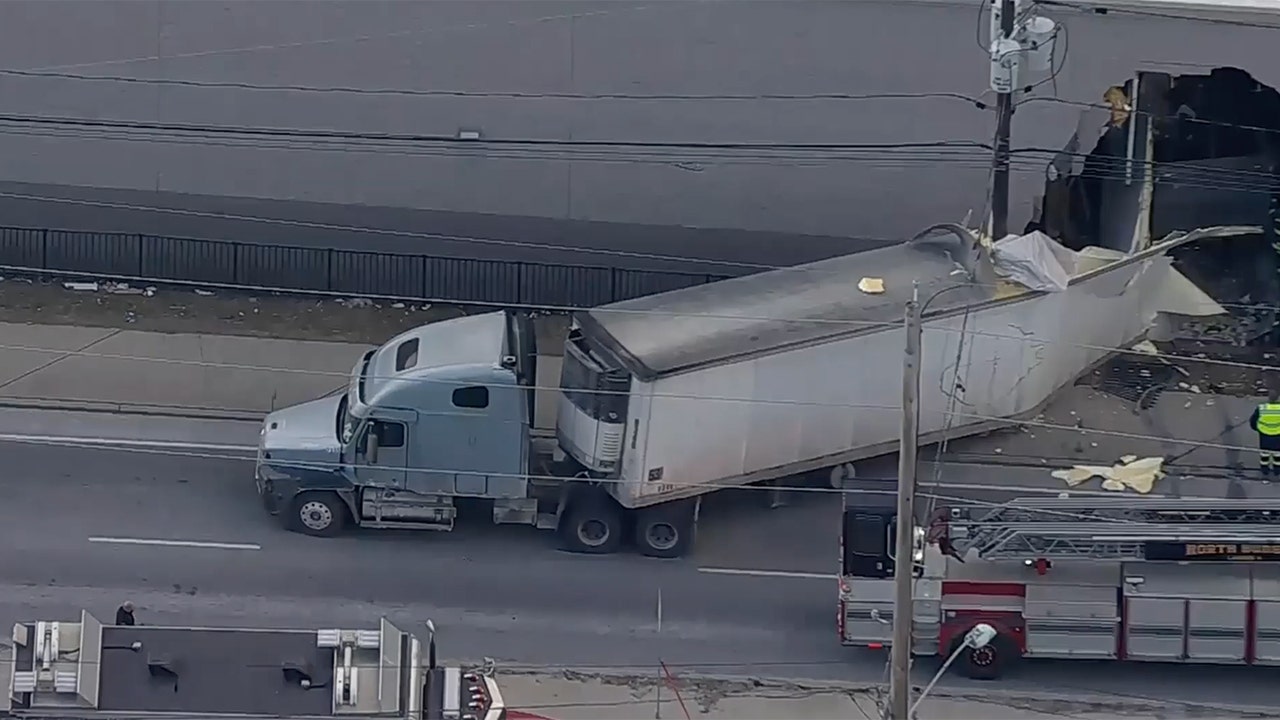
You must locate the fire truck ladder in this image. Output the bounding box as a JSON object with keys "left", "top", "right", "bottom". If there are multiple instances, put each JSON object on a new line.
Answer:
{"left": 951, "top": 497, "right": 1280, "bottom": 561}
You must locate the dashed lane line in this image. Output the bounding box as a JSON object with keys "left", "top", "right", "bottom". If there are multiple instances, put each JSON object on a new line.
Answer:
{"left": 88, "top": 536, "right": 262, "bottom": 551}
{"left": 698, "top": 567, "right": 833, "bottom": 580}
{"left": 0, "top": 433, "right": 255, "bottom": 452}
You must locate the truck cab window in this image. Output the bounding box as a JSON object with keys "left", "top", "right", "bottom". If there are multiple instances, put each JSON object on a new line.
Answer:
{"left": 452, "top": 386, "right": 489, "bottom": 409}
{"left": 373, "top": 421, "right": 406, "bottom": 448}
{"left": 394, "top": 339, "right": 420, "bottom": 371}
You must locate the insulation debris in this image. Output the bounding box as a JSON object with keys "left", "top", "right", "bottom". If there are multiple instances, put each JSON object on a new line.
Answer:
{"left": 1051, "top": 456, "right": 1166, "bottom": 494}
{"left": 857, "top": 277, "right": 885, "bottom": 294}
{"left": 1130, "top": 340, "right": 1159, "bottom": 356}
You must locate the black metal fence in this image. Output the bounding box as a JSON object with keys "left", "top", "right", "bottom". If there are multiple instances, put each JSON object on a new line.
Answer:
{"left": 0, "top": 226, "right": 728, "bottom": 307}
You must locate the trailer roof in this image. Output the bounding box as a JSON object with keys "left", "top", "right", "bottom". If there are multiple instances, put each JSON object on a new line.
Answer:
{"left": 578, "top": 235, "right": 995, "bottom": 380}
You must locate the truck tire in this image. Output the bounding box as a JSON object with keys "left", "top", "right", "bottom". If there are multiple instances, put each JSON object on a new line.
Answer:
{"left": 288, "top": 492, "right": 347, "bottom": 537}
{"left": 560, "top": 494, "right": 623, "bottom": 554}
{"left": 957, "top": 632, "right": 1013, "bottom": 680}
{"left": 634, "top": 501, "right": 696, "bottom": 559}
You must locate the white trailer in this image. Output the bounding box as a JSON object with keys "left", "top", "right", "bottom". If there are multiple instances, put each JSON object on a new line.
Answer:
{"left": 552, "top": 227, "right": 1222, "bottom": 549}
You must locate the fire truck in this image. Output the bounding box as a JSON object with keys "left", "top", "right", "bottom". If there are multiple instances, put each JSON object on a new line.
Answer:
{"left": 838, "top": 488, "right": 1280, "bottom": 679}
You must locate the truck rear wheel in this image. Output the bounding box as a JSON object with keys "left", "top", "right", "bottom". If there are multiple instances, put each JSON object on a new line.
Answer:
{"left": 288, "top": 492, "right": 347, "bottom": 537}
{"left": 634, "top": 501, "right": 695, "bottom": 559}
{"left": 560, "top": 493, "right": 623, "bottom": 554}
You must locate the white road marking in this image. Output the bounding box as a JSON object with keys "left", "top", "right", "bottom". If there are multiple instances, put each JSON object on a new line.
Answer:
{"left": 698, "top": 567, "right": 833, "bottom": 580}
{"left": 0, "top": 434, "right": 255, "bottom": 452}
{"left": 88, "top": 536, "right": 261, "bottom": 551}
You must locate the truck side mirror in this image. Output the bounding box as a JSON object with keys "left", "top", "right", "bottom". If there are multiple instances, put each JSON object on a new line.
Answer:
{"left": 364, "top": 425, "right": 380, "bottom": 464}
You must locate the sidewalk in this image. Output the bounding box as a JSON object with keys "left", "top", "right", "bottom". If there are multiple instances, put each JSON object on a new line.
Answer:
{"left": 0, "top": 321, "right": 367, "bottom": 417}
{"left": 496, "top": 670, "right": 1259, "bottom": 719}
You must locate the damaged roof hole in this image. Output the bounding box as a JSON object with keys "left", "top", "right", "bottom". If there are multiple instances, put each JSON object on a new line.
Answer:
{"left": 1038, "top": 66, "right": 1280, "bottom": 368}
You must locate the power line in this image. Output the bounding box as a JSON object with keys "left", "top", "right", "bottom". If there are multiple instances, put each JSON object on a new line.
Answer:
{"left": 0, "top": 111, "right": 997, "bottom": 154}
{"left": 2, "top": 110, "right": 1278, "bottom": 188}
{"left": 0, "top": 123, "right": 1008, "bottom": 173}
{"left": 1, "top": 407, "right": 1273, "bottom": 499}
{"left": 0, "top": 114, "right": 1277, "bottom": 202}
{"left": 0, "top": 66, "right": 993, "bottom": 106}
{"left": 3, "top": 252, "right": 1276, "bottom": 380}
{"left": 0, "top": 286, "right": 1273, "bottom": 392}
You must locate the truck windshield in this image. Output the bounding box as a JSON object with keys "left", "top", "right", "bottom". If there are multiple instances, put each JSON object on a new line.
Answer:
{"left": 336, "top": 395, "right": 358, "bottom": 445}
{"left": 561, "top": 344, "right": 629, "bottom": 423}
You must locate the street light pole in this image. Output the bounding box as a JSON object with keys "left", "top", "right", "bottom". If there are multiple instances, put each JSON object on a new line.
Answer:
{"left": 886, "top": 285, "right": 923, "bottom": 720}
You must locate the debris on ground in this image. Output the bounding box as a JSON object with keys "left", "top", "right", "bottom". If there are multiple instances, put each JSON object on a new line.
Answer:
{"left": 1051, "top": 455, "right": 1166, "bottom": 494}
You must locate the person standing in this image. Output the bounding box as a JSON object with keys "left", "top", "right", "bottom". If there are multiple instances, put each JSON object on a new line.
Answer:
{"left": 115, "top": 601, "right": 136, "bottom": 626}
{"left": 1249, "top": 392, "right": 1280, "bottom": 476}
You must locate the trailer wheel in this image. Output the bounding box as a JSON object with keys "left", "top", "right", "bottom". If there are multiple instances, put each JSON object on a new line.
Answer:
{"left": 288, "top": 492, "right": 347, "bottom": 537}
{"left": 634, "top": 501, "right": 696, "bottom": 559}
{"left": 560, "top": 494, "right": 623, "bottom": 554}
{"left": 957, "top": 632, "right": 1012, "bottom": 680}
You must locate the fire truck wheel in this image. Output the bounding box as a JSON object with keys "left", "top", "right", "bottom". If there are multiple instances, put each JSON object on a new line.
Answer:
{"left": 958, "top": 632, "right": 1013, "bottom": 681}
{"left": 288, "top": 492, "right": 347, "bottom": 537}
{"left": 634, "top": 502, "right": 695, "bottom": 559}
{"left": 561, "top": 494, "right": 624, "bottom": 555}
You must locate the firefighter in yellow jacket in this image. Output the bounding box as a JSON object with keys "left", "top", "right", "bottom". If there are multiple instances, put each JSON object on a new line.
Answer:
{"left": 1250, "top": 393, "right": 1280, "bottom": 476}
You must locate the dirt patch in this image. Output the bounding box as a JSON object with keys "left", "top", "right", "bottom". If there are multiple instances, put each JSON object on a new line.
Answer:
{"left": 0, "top": 273, "right": 572, "bottom": 351}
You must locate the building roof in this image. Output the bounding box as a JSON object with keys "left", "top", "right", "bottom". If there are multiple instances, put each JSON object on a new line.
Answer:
{"left": 96, "top": 626, "right": 335, "bottom": 716}
{"left": 7, "top": 616, "right": 452, "bottom": 719}
{"left": 577, "top": 235, "right": 993, "bottom": 380}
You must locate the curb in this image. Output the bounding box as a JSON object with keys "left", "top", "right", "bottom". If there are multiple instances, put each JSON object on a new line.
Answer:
{"left": 0, "top": 396, "right": 264, "bottom": 423}
{"left": 485, "top": 665, "right": 1278, "bottom": 717}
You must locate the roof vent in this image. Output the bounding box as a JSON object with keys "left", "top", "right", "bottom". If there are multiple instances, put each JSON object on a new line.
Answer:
{"left": 281, "top": 663, "right": 314, "bottom": 689}
{"left": 53, "top": 671, "right": 78, "bottom": 693}
{"left": 147, "top": 655, "right": 181, "bottom": 691}
{"left": 355, "top": 630, "right": 380, "bottom": 649}
{"left": 12, "top": 671, "right": 36, "bottom": 693}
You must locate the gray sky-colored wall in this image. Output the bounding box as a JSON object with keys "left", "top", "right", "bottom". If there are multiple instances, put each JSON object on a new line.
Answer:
{"left": 0, "top": 0, "right": 1276, "bottom": 240}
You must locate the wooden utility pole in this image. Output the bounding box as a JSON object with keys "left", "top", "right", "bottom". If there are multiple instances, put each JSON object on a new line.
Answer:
{"left": 990, "top": 0, "right": 1018, "bottom": 240}
{"left": 885, "top": 289, "right": 922, "bottom": 720}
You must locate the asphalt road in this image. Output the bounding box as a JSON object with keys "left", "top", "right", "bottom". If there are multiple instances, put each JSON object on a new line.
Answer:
{"left": 0, "top": 410, "right": 1276, "bottom": 711}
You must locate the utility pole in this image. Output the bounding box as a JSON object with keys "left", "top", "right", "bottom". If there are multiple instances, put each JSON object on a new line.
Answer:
{"left": 885, "top": 288, "right": 923, "bottom": 720}
{"left": 990, "top": 0, "right": 1017, "bottom": 240}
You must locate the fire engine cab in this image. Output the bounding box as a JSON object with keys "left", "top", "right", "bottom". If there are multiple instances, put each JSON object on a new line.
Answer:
{"left": 839, "top": 492, "right": 1280, "bottom": 679}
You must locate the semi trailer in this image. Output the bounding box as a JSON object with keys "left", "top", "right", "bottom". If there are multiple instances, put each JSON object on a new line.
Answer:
{"left": 253, "top": 227, "right": 1219, "bottom": 557}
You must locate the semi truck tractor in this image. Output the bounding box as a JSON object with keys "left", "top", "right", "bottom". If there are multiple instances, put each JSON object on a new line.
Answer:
{"left": 253, "top": 228, "right": 1211, "bottom": 557}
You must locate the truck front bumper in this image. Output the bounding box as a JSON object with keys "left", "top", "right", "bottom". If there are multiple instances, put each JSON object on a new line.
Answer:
{"left": 256, "top": 472, "right": 281, "bottom": 515}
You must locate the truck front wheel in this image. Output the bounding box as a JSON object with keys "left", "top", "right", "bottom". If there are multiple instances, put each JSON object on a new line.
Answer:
{"left": 634, "top": 501, "right": 696, "bottom": 559}
{"left": 560, "top": 493, "right": 623, "bottom": 554}
{"left": 288, "top": 492, "right": 347, "bottom": 537}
